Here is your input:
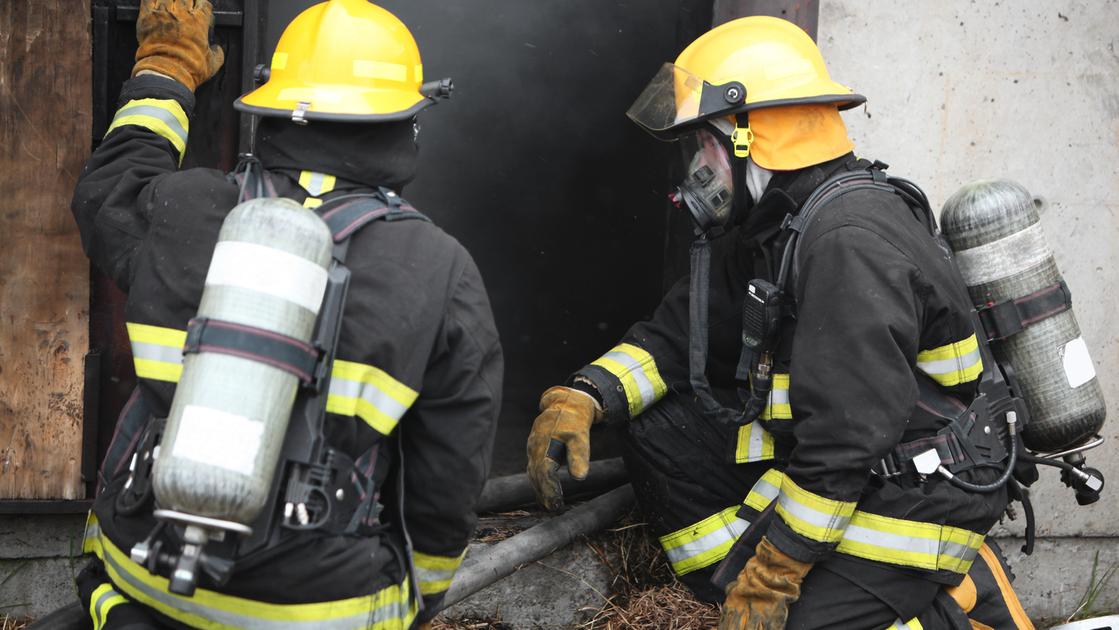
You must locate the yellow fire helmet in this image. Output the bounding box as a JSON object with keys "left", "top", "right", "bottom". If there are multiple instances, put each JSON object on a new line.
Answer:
{"left": 627, "top": 16, "right": 864, "bottom": 170}
{"left": 235, "top": 0, "right": 452, "bottom": 123}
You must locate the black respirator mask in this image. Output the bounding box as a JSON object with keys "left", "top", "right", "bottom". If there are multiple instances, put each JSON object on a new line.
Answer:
{"left": 670, "top": 128, "right": 736, "bottom": 233}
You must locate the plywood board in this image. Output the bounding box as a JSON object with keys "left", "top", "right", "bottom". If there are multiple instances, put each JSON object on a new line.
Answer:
{"left": 0, "top": 0, "right": 92, "bottom": 499}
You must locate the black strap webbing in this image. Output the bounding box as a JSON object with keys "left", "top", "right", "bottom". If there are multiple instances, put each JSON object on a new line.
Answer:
{"left": 977, "top": 281, "right": 1072, "bottom": 341}
{"left": 184, "top": 317, "right": 320, "bottom": 383}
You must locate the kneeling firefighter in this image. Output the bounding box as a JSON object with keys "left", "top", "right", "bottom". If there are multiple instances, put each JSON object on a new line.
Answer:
{"left": 525, "top": 17, "right": 1102, "bottom": 630}
{"left": 71, "top": 1, "right": 502, "bottom": 628}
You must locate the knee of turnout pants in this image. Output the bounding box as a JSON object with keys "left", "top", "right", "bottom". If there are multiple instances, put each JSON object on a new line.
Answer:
{"left": 77, "top": 561, "right": 175, "bottom": 630}
{"left": 946, "top": 541, "right": 1036, "bottom": 630}
{"left": 783, "top": 565, "right": 979, "bottom": 630}
{"left": 619, "top": 391, "right": 766, "bottom": 602}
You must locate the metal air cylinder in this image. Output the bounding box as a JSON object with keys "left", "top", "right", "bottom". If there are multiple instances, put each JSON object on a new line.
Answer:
{"left": 941, "top": 180, "right": 1106, "bottom": 452}
{"left": 152, "top": 197, "right": 333, "bottom": 526}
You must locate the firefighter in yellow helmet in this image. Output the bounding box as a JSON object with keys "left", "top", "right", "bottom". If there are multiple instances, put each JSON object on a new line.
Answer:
{"left": 71, "top": 1, "right": 499, "bottom": 628}
{"left": 528, "top": 16, "right": 1036, "bottom": 630}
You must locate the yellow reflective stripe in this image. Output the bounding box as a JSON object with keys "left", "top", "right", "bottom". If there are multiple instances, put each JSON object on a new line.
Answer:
{"left": 775, "top": 475, "right": 856, "bottom": 544}
{"left": 89, "top": 582, "right": 117, "bottom": 630}
{"left": 83, "top": 515, "right": 418, "bottom": 629}
{"left": 303, "top": 197, "right": 324, "bottom": 208}
{"left": 327, "top": 359, "right": 419, "bottom": 435}
{"left": 658, "top": 506, "right": 749, "bottom": 575}
{"left": 836, "top": 510, "right": 985, "bottom": 574}
{"left": 99, "top": 593, "right": 127, "bottom": 630}
{"left": 106, "top": 98, "right": 190, "bottom": 160}
{"left": 916, "top": 334, "right": 983, "bottom": 386}
{"left": 590, "top": 343, "right": 667, "bottom": 416}
{"left": 413, "top": 550, "right": 465, "bottom": 595}
{"left": 760, "top": 373, "right": 791, "bottom": 420}
{"left": 886, "top": 617, "right": 924, "bottom": 630}
{"left": 126, "top": 322, "right": 186, "bottom": 383}
{"left": 733, "top": 421, "right": 775, "bottom": 463}
{"left": 298, "top": 171, "right": 337, "bottom": 196}
{"left": 742, "top": 468, "right": 783, "bottom": 512}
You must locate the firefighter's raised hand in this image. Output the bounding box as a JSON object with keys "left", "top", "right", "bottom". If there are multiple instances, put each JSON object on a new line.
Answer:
{"left": 526, "top": 386, "right": 602, "bottom": 511}
{"left": 133, "top": 0, "right": 226, "bottom": 91}
{"left": 719, "top": 537, "right": 813, "bottom": 630}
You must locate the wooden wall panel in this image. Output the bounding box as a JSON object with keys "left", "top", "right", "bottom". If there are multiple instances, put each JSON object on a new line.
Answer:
{"left": 0, "top": 0, "right": 91, "bottom": 499}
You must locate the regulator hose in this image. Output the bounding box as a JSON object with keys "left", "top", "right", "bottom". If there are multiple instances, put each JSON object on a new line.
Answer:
{"left": 936, "top": 411, "right": 1019, "bottom": 493}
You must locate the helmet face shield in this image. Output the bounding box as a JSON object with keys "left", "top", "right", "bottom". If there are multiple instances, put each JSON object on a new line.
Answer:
{"left": 673, "top": 128, "right": 734, "bottom": 231}
{"left": 626, "top": 63, "right": 746, "bottom": 140}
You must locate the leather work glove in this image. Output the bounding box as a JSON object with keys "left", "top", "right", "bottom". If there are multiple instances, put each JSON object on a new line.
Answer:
{"left": 526, "top": 386, "right": 603, "bottom": 511}
{"left": 719, "top": 537, "right": 813, "bottom": 630}
{"left": 415, "top": 623, "right": 432, "bottom": 630}
{"left": 133, "top": 0, "right": 225, "bottom": 91}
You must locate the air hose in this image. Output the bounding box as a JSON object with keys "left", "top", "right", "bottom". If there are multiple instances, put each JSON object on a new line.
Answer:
{"left": 935, "top": 411, "right": 1019, "bottom": 493}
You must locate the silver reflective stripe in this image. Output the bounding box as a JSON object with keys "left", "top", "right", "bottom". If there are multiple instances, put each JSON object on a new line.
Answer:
{"left": 746, "top": 422, "right": 768, "bottom": 461}
{"left": 769, "top": 387, "right": 789, "bottom": 405}
{"left": 752, "top": 475, "right": 780, "bottom": 504}
{"left": 940, "top": 540, "right": 980, "bottom": 564}
{"left": 114, "top": 104, "right": 188, "bottom": 147}
{"left": 887, "top": 618, "right": 920, "bottom": 630}
{"left": 330, "top": 376, "right": 410, "bottom": 421}
{"left": 917, "top": 348, "right": 981, "bottom": 376}
{"left": 602, "top": 350, "right": 657, "bottom": 408}
{"left": 129, "top": 341, "right": 183, "bottom": 365}
{"left": 843, "top": 523, "right": 939, "bottom": 558}
{"left": 778, "top": 493, "right": 853, "bottom": 533}
{"left": 953, "top": 223, "right": 1051, "bottom": 285}
{"left": 95, "top": 534, "right": 410, "bottom": 629}
{"left": 414, "top": 565, "right": 456, "bottom": 589}
{"left": 92, "top": 586, "right": 122, "bottom": 628}
{"left": 305, "top": 172, "right": 327, "bottom": 195}
{"left": 662, "top": 517, "right": 750, "bottom": 567}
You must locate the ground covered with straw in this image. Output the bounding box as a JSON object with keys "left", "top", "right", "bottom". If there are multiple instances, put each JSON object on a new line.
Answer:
{"left": 434, "top": 507, "right": 720, "bottom": 629}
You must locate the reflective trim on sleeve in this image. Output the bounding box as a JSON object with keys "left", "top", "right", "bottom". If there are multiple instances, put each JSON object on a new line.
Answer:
{"left": 733, "top": 421, "right": 775, "bottom": 463}
{"left": 126, "top": 322, "right": 187, "bottom": 383}
{"left": 412, "top": 549, "right": 466, "bottom": 596}
{"left": 760, "top": 373, "right": 791, "bottom": 420}
{"left": 327, "top": 359, "right": 419, "bottom": 436}
{"left": 775, "top": 475, "right": 856, "bottom": 544}
{"left": 589, "top": 343, "right": 667, "bottom": 417}
{"left": 886, "top": 617, "right": 924, "bottom": 630}
{"left": 836, "top": 511, "right": 984, "bottom": 574}
{"left": 106, "top": 98, "right": 190, "bottom": 160}
{"left": 299, "top": 170, "right": 337, "bottom": 208}
{"left": 83, "top": 514, "right": 419, "bottom": 629}
{"left": 916, "top": 334, "right": 983, "bottom": 387}
{"left": 89, "top": 582, "right": 128, "bottom": 630}
{"left": 742, "top": 468, "right": 783, "bottom": 512}
{"left": 658, "top": 506, "right": 750, "bottom": 576}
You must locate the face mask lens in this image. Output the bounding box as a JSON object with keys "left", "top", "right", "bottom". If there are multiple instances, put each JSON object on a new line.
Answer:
{"left": 676, "top": 129, "right": 734, "bottom": 231}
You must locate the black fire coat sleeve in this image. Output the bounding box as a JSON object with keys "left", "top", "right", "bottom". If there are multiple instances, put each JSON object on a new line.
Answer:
{"left": 71, "top": 75, "right": 195, "bottom": 289}
{"left": 401, "top": 255, "right": 503, "bottom": 618}
{"left": 765, "top": 222, "right": 924, "bottom": 564}
{"left": 570, "top": 235, "right": 746, "bottom": 423}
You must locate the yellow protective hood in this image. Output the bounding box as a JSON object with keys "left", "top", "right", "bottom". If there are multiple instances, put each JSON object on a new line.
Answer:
{"left": 747, "top": 104, "right": 855, "bottom": 171}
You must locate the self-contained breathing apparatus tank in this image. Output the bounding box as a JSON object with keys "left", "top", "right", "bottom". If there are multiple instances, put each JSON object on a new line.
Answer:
{"left": 941, "top": 180, "right": 1107, "bottom": 506}
{"left": 149, "top": 197, "right": 333, "bottom": 568}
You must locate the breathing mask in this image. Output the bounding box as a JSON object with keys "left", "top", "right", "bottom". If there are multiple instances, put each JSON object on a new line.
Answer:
{"left": 671, "top": 128, "right": 734, "bottom": 232}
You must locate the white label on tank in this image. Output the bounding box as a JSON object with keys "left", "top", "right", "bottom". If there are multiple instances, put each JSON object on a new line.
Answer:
{"left": 953, "top": 223, "right": 1052, "bottom": 285}
{"left": 1060, "top": 336, "right": 1096, "bottom": 389}
{"left": 205, "top": 241, "right": 328, "bottom": 314}
{"left": 171, "top": 405, "right": 263, "bottom": 476}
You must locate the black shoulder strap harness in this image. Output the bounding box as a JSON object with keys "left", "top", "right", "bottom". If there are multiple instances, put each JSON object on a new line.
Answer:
{"left": 125, "top": 157, "right": 431, "bottom": 596}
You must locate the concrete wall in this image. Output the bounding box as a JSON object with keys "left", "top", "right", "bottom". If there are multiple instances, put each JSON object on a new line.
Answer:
{"left": 819, "top": 0, "right": 1119, "bottom": 620}
{"left": 0, "top": 515, "right": 86, "bottom": 618}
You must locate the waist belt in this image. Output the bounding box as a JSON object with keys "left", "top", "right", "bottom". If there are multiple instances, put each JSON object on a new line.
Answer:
{"left": 874, "top": 432, "right": 970, "bottom": 478}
